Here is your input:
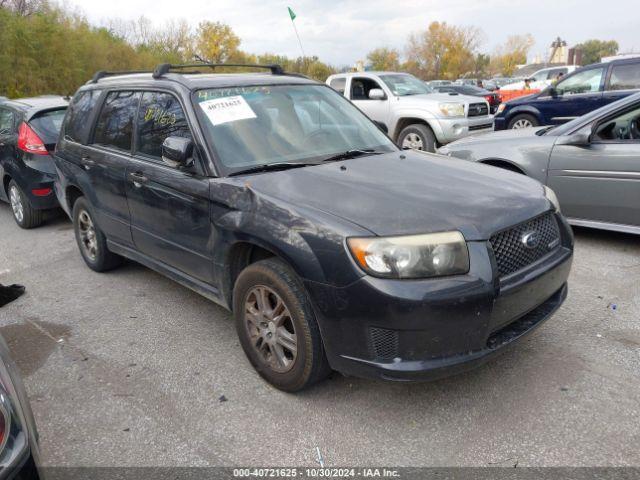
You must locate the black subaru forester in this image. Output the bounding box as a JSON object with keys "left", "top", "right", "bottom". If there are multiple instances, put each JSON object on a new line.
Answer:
{"left": 53, "top": 63, "right": 573, "bottom": 392}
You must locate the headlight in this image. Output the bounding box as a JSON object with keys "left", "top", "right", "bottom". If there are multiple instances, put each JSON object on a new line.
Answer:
{"left": 347, "top": 231, "right": 470, "bottom": 279}
{"left": 544, "top": 185, "right": 561, "bottom": 212}
{"left": 496, "top": 103, "right": 506, "bottom": 114}
{"left": 438, "top": 102, "right": 465, "bottom": 117}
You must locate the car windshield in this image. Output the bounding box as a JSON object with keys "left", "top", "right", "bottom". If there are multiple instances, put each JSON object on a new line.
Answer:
{"left": 379, "top": 74, "right": 433, "bottom": 96}
{"left": 194, "top": 84, "right": 396, "bottom": 174}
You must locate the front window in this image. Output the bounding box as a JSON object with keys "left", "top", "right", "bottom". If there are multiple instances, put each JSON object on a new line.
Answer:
{"left": 378, "top": 74, "right": 433, "bottom": 96}
{"left": 193, "top": 84, "right": 396, "bottom": 174}
{"left": 556, "top": 68, "right": 605, "bottom": 95}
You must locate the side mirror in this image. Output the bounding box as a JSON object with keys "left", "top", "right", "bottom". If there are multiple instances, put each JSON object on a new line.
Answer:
{"left": 162, "top": 136, "right": 194, "bottom": 168}
{"left": 547, "top": 87, "right": 558, "bottom": 98}
{"left": 556, "top": 131, "right": 591, "bottom": 146}
{"left": 373, "top": 121, "right": 388, "bottom": 134}
{"left": 368, "top": 88, "right": 386, "bottom": 100}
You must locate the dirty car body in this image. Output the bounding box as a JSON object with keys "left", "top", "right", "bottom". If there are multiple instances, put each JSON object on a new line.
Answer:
{"left": 53, "top": 66, "right": 573, "bottom": 389}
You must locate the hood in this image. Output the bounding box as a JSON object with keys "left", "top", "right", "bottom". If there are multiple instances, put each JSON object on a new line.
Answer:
{"left": 241, "top": 151, "right": 551, "bottom": 241}
{"left": 445, "top": 126, "right": 548, "bottom": 147}
{"left": 396, "top": 93, "right": 486, "bottom": 106}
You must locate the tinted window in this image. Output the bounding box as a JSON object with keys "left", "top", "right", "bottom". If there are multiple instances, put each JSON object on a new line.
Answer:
{"left": 329, "top": 78, "right": 346, "bottom": 94}
{"left": 30, "top": 108, "right": 67, "bottom": 144}
{"left": 556, "top": 68, "right": 605, "bottom": 95}
{"left": 0, "top": 108, "right": 14, "bottom": 135}
{"left": 64, "top": 90, "right": 101, "bottom": 143}
{"left": 607, "top": 63, "right": 640, "bottom": 91}
{"left": 93, "top": 91, "right": 140, "bottom": 151}
{"left": 136, "top": 92, "right": 192, "bottom": 159}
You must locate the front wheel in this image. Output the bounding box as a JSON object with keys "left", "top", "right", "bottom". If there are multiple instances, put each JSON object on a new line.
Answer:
{"left": 508, "top": 114, "right": 539, "bottom": 129}
{"left": 233, "top": 258, "right": 330, "bottom": 392}
{"left": 397, "top": 124, "right": 437, "bottom": 153}
{"left": 8, "top": 180, "right": 43, "bottom": 229}
{"left": 72, "top": 197, "right": 122, "bottom": 272}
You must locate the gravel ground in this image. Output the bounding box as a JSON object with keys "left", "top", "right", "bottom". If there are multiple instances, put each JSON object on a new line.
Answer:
{"left": 0, "top": 203, "right": 638, "bottom": 467}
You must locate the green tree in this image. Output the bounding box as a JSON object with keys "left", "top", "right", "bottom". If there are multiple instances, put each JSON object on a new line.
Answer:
{"left": 194, "top": 21, "right": 240, "bottom": 63}
{"left": 490, "top": 34, "right": 534, "bottom": 76}
{"left": 366, "top": 47, "right": 400, "bottom": 71}
{"left": 576, "top": 39, "right": 619, "bottom": 65}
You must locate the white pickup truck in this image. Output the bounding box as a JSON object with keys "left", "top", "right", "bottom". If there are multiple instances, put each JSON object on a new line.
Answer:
{"left": 326, "top": 71, "right": 493, "bottom": 152}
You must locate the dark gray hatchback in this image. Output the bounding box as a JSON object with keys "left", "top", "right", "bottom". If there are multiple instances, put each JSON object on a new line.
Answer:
{"left": 53, "top": 63, "right": 573, "bottom": 391}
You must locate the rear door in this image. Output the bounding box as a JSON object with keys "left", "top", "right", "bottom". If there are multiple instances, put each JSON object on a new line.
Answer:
{"left": 84, "top": 90, "right": 141, "bottom": 246}
{"left": 602, "top": 61, "right": 640, "bottom": 104}
{"left": 547, "top": 102, "right": 640, "bottom": 229}
{"left": 538, "top": 66, "right": 607, "bottom": 124}
{"left": 125, "top": 90, "right": 214, "bottom": 283}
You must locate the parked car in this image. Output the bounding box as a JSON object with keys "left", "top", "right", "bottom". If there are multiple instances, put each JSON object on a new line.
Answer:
{"left": 500, "top": 66, "right": 578, "bottom": 91}
{"left": 434, "top": 85, "right": 501, "bottom": 113}
{"left": 454, "top": 78, "right": 479, "bottom": 86}
{"left": 54, "top": 63, "right": 573, "bottom": 392}
{"left": 484, "top": 77, "right": 513, "bottom": 91}
{"left": 326, "top": 72, "right": 493, "bottom": 152}
{"left": 0, "top": 334, "right": 42, "bottom": 479}
{"left": 425, "top": 80, "right": 453, "bottom": 88}
{"left": 0, "top": 96, "right": 68, "bottom": 228}
{"left": 495, "top": 58, "right": 640, "bottom": 130}
{"left": 438, "top": 92, "right": 640, "bottom": 235}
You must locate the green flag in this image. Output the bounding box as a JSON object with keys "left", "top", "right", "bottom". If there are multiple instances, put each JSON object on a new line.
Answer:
{"left": 288, "top": 6, "right": 296, "bottom": 21}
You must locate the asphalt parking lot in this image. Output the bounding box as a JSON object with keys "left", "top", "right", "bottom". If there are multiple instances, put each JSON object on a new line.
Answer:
{"left": 0, "top": 203, "right": 638, "bottom": 467}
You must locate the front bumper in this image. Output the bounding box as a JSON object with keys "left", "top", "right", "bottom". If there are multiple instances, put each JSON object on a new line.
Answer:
{"left": 305, "top": 214, "right": 573, "bottom": 381}
{"left": 494, "top": 115, "right": 508, "bottom": 130}
{"left": 436, "top": 115, "right": 495, "bottom": 144}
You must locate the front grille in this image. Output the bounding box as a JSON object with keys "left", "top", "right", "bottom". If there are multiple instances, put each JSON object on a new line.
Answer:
{"left": 368, "top": 327, "right": 399, "bottom": 360}
{"left": 467, "top": 102, "right": 489, "bottom": 117}
{"left": 469, "top": 123, "right": 493, "bottom": 131}
{"left": 490, "top": 212, "right": 560, "bottom": 277}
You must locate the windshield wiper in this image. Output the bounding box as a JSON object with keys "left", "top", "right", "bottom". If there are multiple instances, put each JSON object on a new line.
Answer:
{"left": 320, "top": 149, "right": 384, "bottom": 163}
{"left": 229, "top": 161, "right": 321, "bottom": 177}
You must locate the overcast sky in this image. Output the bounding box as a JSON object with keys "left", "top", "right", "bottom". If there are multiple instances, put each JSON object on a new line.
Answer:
{"left": 64, "top": 0, "right": 638, "bottom": 66}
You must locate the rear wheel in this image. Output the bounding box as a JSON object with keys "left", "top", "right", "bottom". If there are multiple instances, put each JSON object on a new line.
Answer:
{"left": 72, "top": 197, "right": 122, "bottom": 272}
{"left": 397, "top": 124, "right": 437, "bottom": 153}
{"left": 508, "top": 114, "right": 539, "bottom": 129}
{"left": 8, "top": 180, "right": 42, "bottom": 229}
{"left": 233, "top": 258, "right": 330, "bottom": 392}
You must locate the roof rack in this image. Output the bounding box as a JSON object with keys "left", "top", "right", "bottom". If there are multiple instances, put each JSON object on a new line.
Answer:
{"left": 89, "top": 70, "right": 153, "bottom": 84}
{"left": 152, "top": 63, "right": 285, "bottom": 79}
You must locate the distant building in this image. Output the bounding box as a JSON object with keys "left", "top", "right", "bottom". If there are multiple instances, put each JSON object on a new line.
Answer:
{"left": 548, "top": 37, "right": 568, "bottom": 64}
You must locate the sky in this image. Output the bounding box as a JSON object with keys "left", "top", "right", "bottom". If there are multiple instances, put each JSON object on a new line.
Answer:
{"left": 64, "top": 0, "right": 639, "bottom": 66}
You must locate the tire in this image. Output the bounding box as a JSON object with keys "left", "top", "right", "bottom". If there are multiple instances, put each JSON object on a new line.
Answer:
{"left": 8, "top": 180, "right": 43, "bottom": 229}
{"left": 397, "top": 124, "right": 437, "bottom": 153}
{"left": 233, "top": 258, "right": 331, "bottom": 392}
{"left": 72, "top": 197, "right": 122, "bottom": 272}
{"left": 508, "top": 114, "right": 539, "bottom": 129}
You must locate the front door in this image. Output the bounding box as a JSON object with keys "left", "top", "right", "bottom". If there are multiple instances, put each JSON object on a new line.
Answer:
{"left": 547, "top": 102, "right": 640, "bottom": 229}
{"left": 0, "top": 107, "right": 16, "bottom": 202}
{"left": 125, "top": 91, "right": 214, "bottom": 283}
{"left": 348, "top": 77, "right": 391, "bottom": 127}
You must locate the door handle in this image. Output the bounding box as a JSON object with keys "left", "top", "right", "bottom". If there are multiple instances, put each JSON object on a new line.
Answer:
{"left": 129, "top": 171, "right": 149, "bottom": 187}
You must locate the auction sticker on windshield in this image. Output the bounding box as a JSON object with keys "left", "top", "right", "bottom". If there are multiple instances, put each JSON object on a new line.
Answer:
{"left": 199, "top": 95, "right": 256, "bottom": 126}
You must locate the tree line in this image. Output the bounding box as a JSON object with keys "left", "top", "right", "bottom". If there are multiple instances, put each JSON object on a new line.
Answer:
{"left": 0, "top": 0, "right": 621, "bottom": 98}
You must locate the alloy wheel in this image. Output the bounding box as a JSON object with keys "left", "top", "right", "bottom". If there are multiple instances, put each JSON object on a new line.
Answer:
{"left": 401, "top": 132, "right": 424, "bottom": 150}
{"left": 244, "top": 285, "right": 298, "bottom": 373}
{"left": 9, "top": 186, "right": 24, "bottom": 224}
{"left": 512, "top": 119, "right": 533, "bottom": 129}
{"left": 78, "top": 210, "right": 98, "bottom": 261}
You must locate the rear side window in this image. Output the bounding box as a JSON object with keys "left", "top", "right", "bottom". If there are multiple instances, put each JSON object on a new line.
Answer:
{"left": 329, "top": 77, "right": 346, "bottom": 94}
{"left": 30, "top": 109, "right": 67, "bottom": 145}
{"left": 92, "top": 91, "right": 141, "bottom": 152}
{"left": 64, "top": 90, "right": 101, "bottom": 143}
{"left": 0, "top": 108, "right": 14, "bottom": 135}
{"left": 607, "top": 63, "right": 640, "bottom": 91}
{"left": 136, "top": 92, "right": 192, "bottom": 159}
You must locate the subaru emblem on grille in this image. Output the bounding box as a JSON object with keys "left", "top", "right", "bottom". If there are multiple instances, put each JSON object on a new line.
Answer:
{"left": 521, "top": 231, "right": 540, "bottom": 249}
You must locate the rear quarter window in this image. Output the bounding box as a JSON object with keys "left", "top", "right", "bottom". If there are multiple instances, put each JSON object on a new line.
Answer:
{"left": 30, "top": 109, "right": 67, "bottom": 145}
{"left": 607, "top": 63, "right": 640, "bottom": 91}
{"left": 63, "top": 90, "right": 101, "bottom": 144}
{"left": 329, "top": 77, "right": 346, "bottom": 94}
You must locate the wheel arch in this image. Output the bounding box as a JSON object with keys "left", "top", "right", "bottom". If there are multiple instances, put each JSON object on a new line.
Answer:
{"left": 392, "top": 117, "right": 438, "bottom": 142}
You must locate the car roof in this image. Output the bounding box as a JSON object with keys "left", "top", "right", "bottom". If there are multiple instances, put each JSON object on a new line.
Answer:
{"left": 82, "top": 72, "right": 317, "bottom": 92}
{"left": 0, "top": 95, "right": 68, "bottom": 111}
{"left": 330, "top": 71, "right": 412, "bottom": 78}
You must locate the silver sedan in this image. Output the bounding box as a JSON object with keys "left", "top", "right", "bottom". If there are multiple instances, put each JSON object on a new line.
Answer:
{"left": 438, "top": 92, "right": 640, "bottom": 235}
